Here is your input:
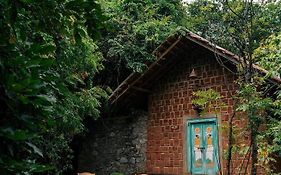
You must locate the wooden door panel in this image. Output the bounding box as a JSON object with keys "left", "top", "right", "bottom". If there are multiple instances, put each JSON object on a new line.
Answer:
{"left": 187, "top": 119, "right": 219, "bottom": 174}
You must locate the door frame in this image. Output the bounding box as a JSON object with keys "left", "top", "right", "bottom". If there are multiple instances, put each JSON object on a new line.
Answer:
{"left": 183, "top": 116, "right": 223, "bottom": 175}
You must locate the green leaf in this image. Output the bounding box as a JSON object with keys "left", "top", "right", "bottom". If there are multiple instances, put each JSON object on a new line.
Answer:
{"left": 111, "top": 172, "right": 124, "bottom": 175}
{"left": 26, "top": 142, "right": 43, "bottom": 157}
{"left": 36, "top": 94, "right": 57, "bottom": 104}
{"left": 77, "top": 26, "right": 88, "bottom": 38}
{"left": 29, "top": 164, "right": 54, "bottom": 173}
{"left": 18, "top": 0, "right": 34, "bottom": 4}
{"left": 31, "top": 44, "right": 56, "bottom": 55}
{"left": 0, "top": 128, "right": 36, "bottom": 141}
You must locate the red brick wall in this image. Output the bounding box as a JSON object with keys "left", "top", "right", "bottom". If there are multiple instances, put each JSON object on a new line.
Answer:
{"left": 146, "top": 47, "right": 251, "bottom": 175}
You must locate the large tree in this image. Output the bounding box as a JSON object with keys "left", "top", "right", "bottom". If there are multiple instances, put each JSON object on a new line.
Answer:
{"left": 185, "top": 0, "right": 281, "bottom": 54}
{"left": 96, "top": 0, "right": 187, "bottom": 87}
{"left": 185, "top": 0, "right": 281, "bottom": 174}
{"left": 0, "top": 0, "right": 106, "bottom": 174}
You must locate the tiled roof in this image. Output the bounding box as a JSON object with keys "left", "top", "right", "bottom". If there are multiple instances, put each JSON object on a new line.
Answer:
{"left": 109, "top": 31, "right": 281, "bottom": 104}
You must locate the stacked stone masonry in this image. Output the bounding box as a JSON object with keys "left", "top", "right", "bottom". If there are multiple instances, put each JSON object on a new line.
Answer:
{"left": 78, "top": 111, "right": 148, "bottom": 175}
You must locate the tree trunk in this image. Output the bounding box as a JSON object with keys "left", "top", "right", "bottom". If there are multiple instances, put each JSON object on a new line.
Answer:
{"left": 226, "top": 112, "right": 235, "bottom": 175}
{"left": 250, "top": 125, "right": 258, "bottom": 175}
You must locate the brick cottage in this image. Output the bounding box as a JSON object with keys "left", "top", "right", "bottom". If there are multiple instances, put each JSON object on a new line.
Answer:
{"left": 78, "top": 32, "right": 281, "bottom": 175}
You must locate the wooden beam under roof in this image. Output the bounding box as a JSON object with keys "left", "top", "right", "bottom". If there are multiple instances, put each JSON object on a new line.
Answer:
{"left": 131, "top": 86, "right": 153, "bottom": 93}
{"left": 158, "top": 37, "right": 182, "bottom": 59}
{"left": 110, "top": 37, "right": 182, "bottom": 104}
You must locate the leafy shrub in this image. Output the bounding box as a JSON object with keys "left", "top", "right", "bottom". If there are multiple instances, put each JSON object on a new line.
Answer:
{"left": 0, "top": 0, "right": 106, "bottom": 174}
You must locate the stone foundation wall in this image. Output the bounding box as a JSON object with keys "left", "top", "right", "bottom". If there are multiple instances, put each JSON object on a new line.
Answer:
{"left": 78, "top": 111, "right": 147, "bottom": 175}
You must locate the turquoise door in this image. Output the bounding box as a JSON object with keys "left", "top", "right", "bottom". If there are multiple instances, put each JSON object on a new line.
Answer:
{"left": 187, "top": 118, "right": 219, "bottom": 174}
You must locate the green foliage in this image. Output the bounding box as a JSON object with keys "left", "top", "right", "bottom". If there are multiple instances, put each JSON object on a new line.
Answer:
{"left": 185, "top": 1, "right": 281, "bottom": 172}
{"left": 97, "top": 0, "right": 187, "bottom": 87}
{"left": 0, "top": 0, "right": 107, "bottom": 174}
{"left": 254, "top": 33, "right": 281, "bottom": 77}
{"left": 185, "top": 0, "right": 281, "bottom": 55}
{"left": 236, "top": 83, "right": 273, "bottom": 125}
{"left": 255, "top": 91, "right": 281, "bottom": 173}
{"left": 185, "top": 0, "right": 223, "bottom": 36}
{"left": 191, "top": 89, "right": 223, "bottom": 114}
{"left": 235, "top": 82, "right": 281, "bottom": 172}
{"left": 256, "top": 136, "right": 278, "bottom": 174}
{"left": 192, "top": 89, "right": 221, "bottom": 107}
{"left": 110, "top": 172, "right": 124, "bottom": 175}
